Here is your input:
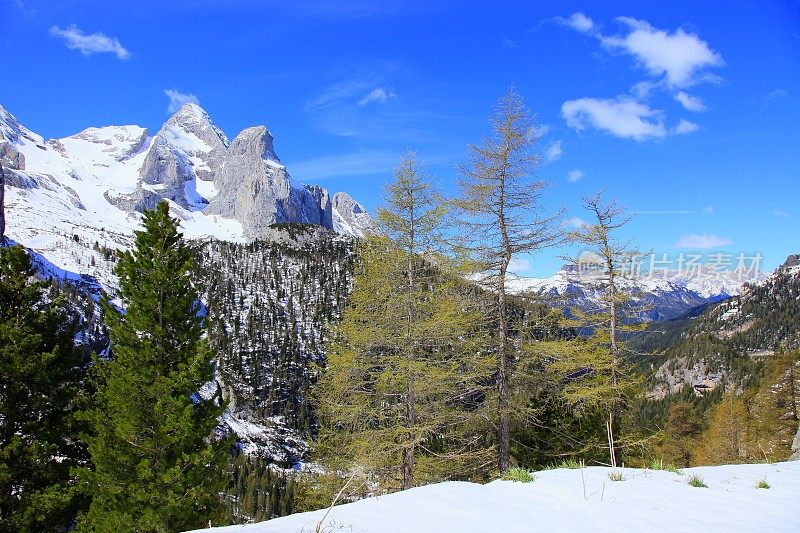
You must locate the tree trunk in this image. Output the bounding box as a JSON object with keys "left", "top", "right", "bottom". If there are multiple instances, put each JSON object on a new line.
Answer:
{"left": 497, "top": 263, "right": 510, "bottom": 473}
{"left": 497, "top": 237, "right": 511, "bottom": 472}
{"left": 0, "top": 162, "right": 6, "bottom": 244}
{"left": 402, "top": 204, "right": 416, "bottom": 490}
{"left": 606, "top": 251, "right": 622, "bottom": 466}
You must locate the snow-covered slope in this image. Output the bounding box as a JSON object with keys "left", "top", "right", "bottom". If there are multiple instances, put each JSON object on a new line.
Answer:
{"left": 191, "top": 462, "right": 800, "bottom": 533}
{"left": 0, "top": 102, "right": 377, "bottom": 289}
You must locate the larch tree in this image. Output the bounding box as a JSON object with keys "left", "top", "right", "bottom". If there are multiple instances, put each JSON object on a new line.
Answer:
{"left": 316, "top": 154, "right": 493, "bottom": 492}
{"left": 78, "top": 201, "right": 231, "bottom": 532}
{"left": 0, "top": 245, "right": 84, "bottom": 532}
{"left": 453, "top": 88, "right": 561, "bottom": 473}
{"left": 548, "top": 191, "right": 643, "bottom": 463}
{"left": 693, "top": 390, "right": 750, "bottom": 466}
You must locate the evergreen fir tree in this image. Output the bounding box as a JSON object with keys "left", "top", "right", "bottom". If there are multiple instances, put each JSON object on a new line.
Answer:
{"left": 78, "top": 201, "right": 231, "bottom": 532}
{"left": 0, "top": 244, "right": 84, "bottom": 532}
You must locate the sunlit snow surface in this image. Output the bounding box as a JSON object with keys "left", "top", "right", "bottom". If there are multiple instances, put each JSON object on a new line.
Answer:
{"left": 189, "top": 462, "right": 800, "bottom": 533}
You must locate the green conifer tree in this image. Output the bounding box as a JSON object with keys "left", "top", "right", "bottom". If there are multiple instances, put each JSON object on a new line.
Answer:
{"left": 0, "top": 245, "right": 84, "bottom": 532}
{"left": 78, "top": 201, "right": 231, "bottom": 532}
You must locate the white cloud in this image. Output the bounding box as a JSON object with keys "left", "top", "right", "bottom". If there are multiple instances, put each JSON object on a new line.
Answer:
{"left": 600, "top": 17, "right": 723, "bottom": 88}
{"left": 557, "top": 12, "right": 594, "bottom": 33}
{"left": 50, "top": 25, "right": 130, "bottom": 59}
{"left": 672, "top": 119, "right": 700, "bottom": 135}
{"left": 508, "top": 256, "right": 532, "bottom": 275}
{"left": 674, "top": 91, "right": 706, "bottom": 112}
{"left": 567, "top": 169, "right": 585, "bottom": 182}
{"left": 358, "top": 87, "right": 396, "bottom": 106}
{"left": 164, "top": 89, "right": 200, "bottom": 114}
{"left": 773, "top": 209, "right": 790, "bottom": 218}
{"left": 674, "top": 233, "right": 732, "bottom": 249}
{"left": 562, "top": 97, "right": 666, "bottom": 141}
{"left": 543, "top": 140, "right": 563, "bottom": 162}
{"left": 703, "top": 205, "right": 715, "bottom": 214}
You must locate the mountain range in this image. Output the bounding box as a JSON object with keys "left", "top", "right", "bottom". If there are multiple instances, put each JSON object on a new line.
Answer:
{"left": 0, "top": 102, "right": 378, "bottom": 277}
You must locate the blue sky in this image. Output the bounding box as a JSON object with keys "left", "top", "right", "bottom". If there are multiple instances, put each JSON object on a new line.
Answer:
{"left": 1, "top": 0, "right": 798, "bottom": 276}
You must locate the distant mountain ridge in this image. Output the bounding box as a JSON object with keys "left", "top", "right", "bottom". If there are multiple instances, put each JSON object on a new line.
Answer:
{"left": 505, "top": 263, "right": 759, "bottom": 322}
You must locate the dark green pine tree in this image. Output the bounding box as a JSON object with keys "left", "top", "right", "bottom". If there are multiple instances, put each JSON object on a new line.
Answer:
{"left": 0, "top": 244, "right": 84, "bottom": 532}
{"left": 78, "top": 201, "right": 231, "bottom": 532}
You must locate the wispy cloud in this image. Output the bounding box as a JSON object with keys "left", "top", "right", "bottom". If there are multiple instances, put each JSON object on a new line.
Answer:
{"left": 543, "top": 140, "right": 563, "bottom": 162}
{"left": 773, "top": 209, "right": 791, "bottom": 218}
{"left": 674, "top": 91, "right": 706, "bottom": 112}
{"left": 533, "top": 124, "right": 551, "bottom": 137}
{"left": 288, "top": 150, "right": 407, "bottom": 181}
{"left": 164, "top": 88, "right": 200, "bottom": 114}
{"left": 562, "top": 97, "right": 666, "bottom": 141}
{"left": 50, "top": 25, "right": 130, "bottom": 59}
{"left": 761, "top": 89, "right": 788, "bottom": 109}
{"left": 672, "top": 119, "right": 700, "bottom": 135}
{"left": 703, "top": 205, "right": 715, "bottom": 214}
{"left": 276, "top": 0, "right": 418, "bottom": 21}
{"left": 674, "top": 233, "right": 733, "bottom": 249}
{"left": 358, "top": 87, "right": 396, "bottom": 106}
{"left": 567, "top": 169, "right": 585, "bottom": 182}
{"left": 307, "top": 80, "right": 403, "bottom": 136}
{"left": 500, "top": 35, "right": 519, "bottom": 48}
{"left": 565, "top": 216, "right": 588, "bottom": 228}
{"left": 635, "top": 210, "right": 693, "bottom": 215}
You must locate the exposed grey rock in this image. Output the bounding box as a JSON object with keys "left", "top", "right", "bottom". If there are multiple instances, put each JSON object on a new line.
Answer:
{"left": 781, "top": 254, "right": 800, "bottom": 270}
{"left": 0, "top": 141, "right": 25, "bottom": 170}
{"left": 305, "top": 185, "right": 333, "bottom": 229}
{"left": 332, "top": 191, "right": 381, "bottom": 237}
{"left": 104, "top": 189, "right": 163, "bottom": 213}
{"left": 790, "top": 423, "right": 800, "bottom": 461}
{"left": 137, "top": 135, "right": 196, "bottom": 209}
{"left": 116, "top": 103, "right": 230, "bottom": 211}
{"left": 206, "top": 126, "right": 297, "bottom": 238}
{"left": 0, "top": 104, "right": 44, "bottom": 150}
{"left": 161, "top": 103, "right": 228, "bottom": 181}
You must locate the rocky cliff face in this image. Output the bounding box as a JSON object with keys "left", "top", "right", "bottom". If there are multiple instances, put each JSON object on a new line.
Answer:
{"left": 205, "top": 125, "right": 335, "bottom": 239}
